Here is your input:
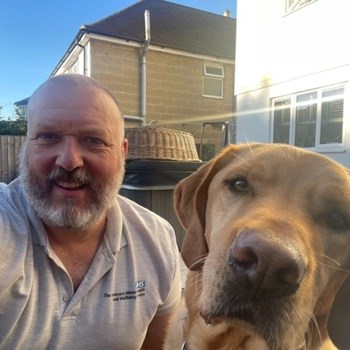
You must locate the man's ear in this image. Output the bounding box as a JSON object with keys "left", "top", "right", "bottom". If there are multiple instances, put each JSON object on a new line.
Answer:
{"left": 174, "top": 145, "right": 242, "bottom": 270}
{"left": 122, "top": 138, "right": 128, "bottom": 161}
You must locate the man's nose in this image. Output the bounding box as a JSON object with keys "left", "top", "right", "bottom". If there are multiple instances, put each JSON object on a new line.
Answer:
{"left": 55, "top": 137, "right": 84, "bottom": 171}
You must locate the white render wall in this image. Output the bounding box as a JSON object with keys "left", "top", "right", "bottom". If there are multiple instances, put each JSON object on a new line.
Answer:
{"left": 235, "top": 0, "right": 350, "bottom": 166}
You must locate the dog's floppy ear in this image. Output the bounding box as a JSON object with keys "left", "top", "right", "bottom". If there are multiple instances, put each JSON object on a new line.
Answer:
{"left": 174, "top": 145, "right": 241, "bottom": 270}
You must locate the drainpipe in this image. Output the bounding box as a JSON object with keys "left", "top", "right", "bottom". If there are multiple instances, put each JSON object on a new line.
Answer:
{"left": 141, "top": 10, "right": 151, "bottom": 126}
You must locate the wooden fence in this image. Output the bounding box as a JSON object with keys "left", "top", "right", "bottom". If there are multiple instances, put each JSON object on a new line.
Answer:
{"left": 0, "top": 135, "right": 26, "bottom": 183}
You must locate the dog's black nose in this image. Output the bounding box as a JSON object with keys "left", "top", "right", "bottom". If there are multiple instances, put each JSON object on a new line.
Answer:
{"left": 229, "top": 230, "right": 306, "bottom": 298}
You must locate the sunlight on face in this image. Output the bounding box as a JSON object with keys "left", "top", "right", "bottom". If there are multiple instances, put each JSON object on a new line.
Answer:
{"left": 19, "top": 138, "right": 125, "bottom": 230}
{"left": 20, "top": 75, "right": 127, "bottom": 230}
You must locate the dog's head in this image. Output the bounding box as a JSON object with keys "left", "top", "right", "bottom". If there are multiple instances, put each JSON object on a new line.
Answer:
{"left": 175, "top": 143, "right": 350, "bottom": 349}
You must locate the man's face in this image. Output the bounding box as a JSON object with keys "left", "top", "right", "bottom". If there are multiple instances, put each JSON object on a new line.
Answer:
{"left": 20, "top": 79, "right": 127, "bottom": 230}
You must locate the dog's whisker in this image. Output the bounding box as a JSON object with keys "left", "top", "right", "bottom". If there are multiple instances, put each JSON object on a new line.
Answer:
{"left": 317, "top": 262, "right": 350, "bottom": 273}
{"left": 187, "top": 255, "right": 207, "bottom": 271}
{"left": 315, "top": 253, "right": 342, "bottom": 267}
{"left": 320, "top": 254, "right": 341, "bottom": 266}
{"left": 306, "top": 311, "right": 322, "bottom": 349}
{"left": 314, "top": 254, "right": 350, "bottom": 273}
{"left": 227, "top": 149, "right": 253, "bottom": 167}
{"left": 278, "top": 309, "right": 297, "bottom": 349}
{"left": 295, "top": 307, "right": 316, "bottom": 350}
{"left": 290, "top": 302, "right": 319, "bottom": 350}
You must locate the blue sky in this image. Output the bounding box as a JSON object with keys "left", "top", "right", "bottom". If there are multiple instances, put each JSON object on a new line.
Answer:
{"left": 0, "top": 0, "right": 236, "bottom": 119}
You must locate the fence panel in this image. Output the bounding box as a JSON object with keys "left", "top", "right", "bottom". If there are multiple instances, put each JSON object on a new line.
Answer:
{"left": 0, "top": 135, "right": 26, "bottom": 183}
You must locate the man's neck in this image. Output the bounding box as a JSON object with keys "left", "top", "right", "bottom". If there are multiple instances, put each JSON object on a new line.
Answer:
{"left": 44, "top": 214, "right": 107, "bottom": 245}
{"left": 44, "top": 214, "right": 107, "bottom": 290}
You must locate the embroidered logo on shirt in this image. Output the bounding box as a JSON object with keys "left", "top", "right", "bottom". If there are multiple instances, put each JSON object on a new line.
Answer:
{"left": 135, "top": 280, "right": 146, "bottom": 289}
{"left": 104, "top": 281, "right": 146, "bottom": 302}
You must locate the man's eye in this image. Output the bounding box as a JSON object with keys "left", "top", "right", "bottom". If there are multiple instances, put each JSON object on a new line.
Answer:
{"left": 83, "top": 137, "right": 105, "bottom": 146}
{"left": 36, "top": 133, "right": 59, "bottom": 143}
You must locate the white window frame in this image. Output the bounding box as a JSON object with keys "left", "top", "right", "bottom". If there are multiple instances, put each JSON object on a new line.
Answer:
{"left": 202, "top": 63, "right": 224, "bottom": 99}
{"left": 271, "top": 84, "right": 345, "bottom": 152}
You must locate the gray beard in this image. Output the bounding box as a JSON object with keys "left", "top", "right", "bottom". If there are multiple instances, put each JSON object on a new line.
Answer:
{"left": 19, "top": 148, "right": 125, "bottom": 231}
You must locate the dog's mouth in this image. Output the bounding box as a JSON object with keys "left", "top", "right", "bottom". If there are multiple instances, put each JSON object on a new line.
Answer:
{"left": 200, "top": 300, "right": 303, "bottom": 350}
{"left": 201, "top": 307, "right": 255, "bottom": 327}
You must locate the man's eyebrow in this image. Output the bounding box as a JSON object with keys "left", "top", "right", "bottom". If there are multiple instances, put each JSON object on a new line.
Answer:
{"left": 34, "top": 122, "right": 107, "bottom": 133}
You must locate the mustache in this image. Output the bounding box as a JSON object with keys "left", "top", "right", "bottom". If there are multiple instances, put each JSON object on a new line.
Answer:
{"left": 48, "top": 168, "right": 93, "bottom": 185}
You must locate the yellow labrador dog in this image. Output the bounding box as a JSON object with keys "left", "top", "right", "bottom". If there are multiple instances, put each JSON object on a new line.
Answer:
{"left": 164, "top": 143, "right": 350, "bottom": 350}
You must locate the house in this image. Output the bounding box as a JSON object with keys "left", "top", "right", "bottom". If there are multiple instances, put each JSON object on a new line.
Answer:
{"left": 234, "top": 0, "right": 350, "bottom": 167}
{"left": 14, "top": 97, "right": 29, "bottom": 120}
{"left": 51, "top": 0, "right": 236, "bottom": 160}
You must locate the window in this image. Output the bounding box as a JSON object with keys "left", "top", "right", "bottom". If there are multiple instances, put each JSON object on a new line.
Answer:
{"left": 272, "top": 85, "right": 344, "bottom": 149}
{"left": 273, "top": 99, "right": 291, "bottom": 144}
{"left": 285, "top": 0, "right": 316, "bottom": 13}
{"left": 203, "top": 64, "right": 224, "bottom": 98}
{"left": 320, "top": 88, "right": 344, "bottom": 144}
{"left": 295, "top": 91, "right": 317, "bottom": 147}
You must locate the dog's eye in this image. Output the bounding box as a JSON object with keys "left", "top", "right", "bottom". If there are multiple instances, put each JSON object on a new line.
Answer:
{"left": 225, "top": 177, "right": 249, "bottom": 193}
{"left": 325, "top": 210, "right": 349, "bottom": 230}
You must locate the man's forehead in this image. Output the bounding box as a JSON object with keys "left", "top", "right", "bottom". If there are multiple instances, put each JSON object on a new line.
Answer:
{"left": 34, "top": 75, "right": 98, "bottom": 92}
{"left": 30, "top": 84, "right": 117, "bottom": 115}
{"left": 31, "top": 79, "right": 100, "bottom": 103}
{"left": 28, "top": 76, "right": 123, "bottom": 134}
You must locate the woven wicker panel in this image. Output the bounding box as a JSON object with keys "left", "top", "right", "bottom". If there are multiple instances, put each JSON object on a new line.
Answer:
{"left": 125, "top": 127, "right": 200, "bottom": 161}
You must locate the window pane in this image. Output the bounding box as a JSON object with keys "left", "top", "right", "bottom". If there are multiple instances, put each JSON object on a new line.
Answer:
{"left": 205, "top": 66, "right": 224, "bottom": 77}
{"left": 295, "top": 92, "right": 317, "bottom": 147}
{"left": 203, "top": 77, "right": 223, "bottom": 98}
{"left": 320, "top": 88, "right": 344, "bottom": 144}
{"left": 273, "top": 99, "right": 291, "bottom": 144}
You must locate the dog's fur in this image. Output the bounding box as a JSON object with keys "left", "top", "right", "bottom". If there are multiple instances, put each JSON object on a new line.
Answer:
{"left": 164, "top": 143, "right": 350, "bottom": 350}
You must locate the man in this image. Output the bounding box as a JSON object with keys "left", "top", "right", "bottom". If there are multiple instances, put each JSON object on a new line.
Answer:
{"left": 0, "top": 74, "right": 181, "bottom": 349}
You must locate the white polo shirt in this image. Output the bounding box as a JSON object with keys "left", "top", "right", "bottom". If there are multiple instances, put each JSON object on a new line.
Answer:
{"left": 0, "top": 178, "right": 181, "bottom": 349}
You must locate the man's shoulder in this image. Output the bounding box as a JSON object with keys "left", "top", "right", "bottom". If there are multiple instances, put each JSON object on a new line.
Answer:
{"left": 0, "top": 178, "right": 26, "bottom": 211}
{"left": 0, "top": 178, "right": 36, "bottom": 233}
{"left": 0, "top": 178, "right": 33, "bottom": 239}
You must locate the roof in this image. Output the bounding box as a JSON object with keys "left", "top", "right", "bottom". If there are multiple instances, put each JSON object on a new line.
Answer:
{"left": 82, "top": 0, "right": 235, "bottom": 59}
{"left": 14, "top": 97, "right": 30, "bottom": 106}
